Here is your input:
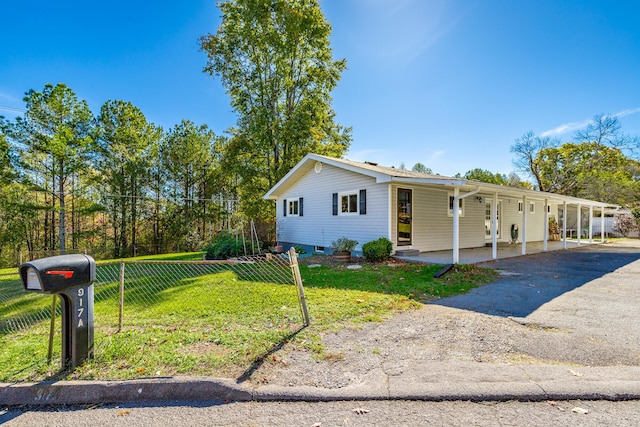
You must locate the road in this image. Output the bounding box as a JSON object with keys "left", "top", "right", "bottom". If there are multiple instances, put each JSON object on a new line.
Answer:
{"left": 3, "top": 399, "right": 640, "bottom": 426}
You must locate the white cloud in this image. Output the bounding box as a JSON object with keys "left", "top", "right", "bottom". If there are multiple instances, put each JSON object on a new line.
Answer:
{"left": 541, "top": 107, "right": 640, "bottom": 137}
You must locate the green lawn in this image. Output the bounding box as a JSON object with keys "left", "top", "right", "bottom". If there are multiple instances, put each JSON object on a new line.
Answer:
{"left": 0, "top": 254, "right": 495, "bottom": 382}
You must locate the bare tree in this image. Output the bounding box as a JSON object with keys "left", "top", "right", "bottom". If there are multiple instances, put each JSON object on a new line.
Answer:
{"left": 510, "top": 131, "right": 558, "bottom": 191}
{"left": 574, "top": 113, "right": 640, "bottom": 156}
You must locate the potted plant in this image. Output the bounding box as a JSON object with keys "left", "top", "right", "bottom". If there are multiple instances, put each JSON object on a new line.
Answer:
{"left": 331, "top": 236, "right": 358, "bottom": 262}
{"left": 548, "top": 217, "right": 561, "bottom": 241}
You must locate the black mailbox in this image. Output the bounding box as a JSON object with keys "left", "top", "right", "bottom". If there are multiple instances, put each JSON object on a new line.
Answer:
{"left": 19, "top": 254, "right": 96, "bottom": 369}
{"left": 20, "top": 254, "right": 95, "bottom": 294}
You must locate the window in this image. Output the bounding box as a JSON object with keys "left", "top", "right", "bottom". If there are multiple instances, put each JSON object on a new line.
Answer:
{"left": 288, "top": 199, "right": 299, "bottom": 216}
{"left": 332, "top": 190, "right": 366, "bottom": 216}
{"left": 448, "top": 194, "right": 464, "bottom": 216}
{"left": 283, "top": 197, "right": 303, "bottom": 217}
{"left": 529, "top": 201, "right": 535, "bottom": 214}
{"left": 341, "top": 192, "right": 358, "bottom": 214}
{"left": 518, "top": 201, "right": 524, "bottom": 213}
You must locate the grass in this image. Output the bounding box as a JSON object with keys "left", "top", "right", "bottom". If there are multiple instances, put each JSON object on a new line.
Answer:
{"left": 0, "top": 254, "right": 496, "bottom": 382}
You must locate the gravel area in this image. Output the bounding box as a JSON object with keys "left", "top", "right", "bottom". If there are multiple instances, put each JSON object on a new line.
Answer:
{"left": 255, "top": 241, "right": 640, "bottom": 388}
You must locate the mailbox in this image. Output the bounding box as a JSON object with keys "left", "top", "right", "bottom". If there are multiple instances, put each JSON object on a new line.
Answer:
{"left": 20, "top": 254, "right": 96, "bottom": 369}
{"left": 20, "top": 254, "right": 95, "bottom": 294}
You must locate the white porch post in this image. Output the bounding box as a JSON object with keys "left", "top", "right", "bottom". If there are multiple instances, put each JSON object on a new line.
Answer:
{"left": 543, "top": 198, "right": 549, "bottom": 251}
{"left": 600, "top": 206, "right": 605, "bottom": 242}
{"left": 452, "top": 187, "right": 460, "bottom": 264}
{"left": 562, "top": 201, "right": 567, "bottom": 249}
{"left": 492, "top": 192, "right": 498, "bottom": 259}
{"left": 588, "top": 205, "right": 593, "bottom": 243}
{"left": 577, "top": 204, "right": 582, "bottom": 246}
{"left": 521, "top": 196, "right": 527, "bottom": 255}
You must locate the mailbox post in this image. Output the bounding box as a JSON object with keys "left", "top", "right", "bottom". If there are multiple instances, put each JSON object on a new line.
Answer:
{"left": 20, "top": 254, "right": 96, "bottom": 369}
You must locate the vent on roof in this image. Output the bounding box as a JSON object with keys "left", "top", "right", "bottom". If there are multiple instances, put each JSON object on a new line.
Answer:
{"left": 364, "top": 161, "right": 378, "bottom": 166}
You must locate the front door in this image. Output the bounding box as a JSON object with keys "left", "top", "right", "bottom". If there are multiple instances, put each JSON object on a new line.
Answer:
{"left": 397, "top": 188, "right": 412, "bottom": 246}
{"left": 485, "top": 200, "right": 501, "bottom": 240}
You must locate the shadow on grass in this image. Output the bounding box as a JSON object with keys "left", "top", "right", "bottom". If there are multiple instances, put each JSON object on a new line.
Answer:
{"left": 236, "top": 325, "right": 307, "bottom": 384}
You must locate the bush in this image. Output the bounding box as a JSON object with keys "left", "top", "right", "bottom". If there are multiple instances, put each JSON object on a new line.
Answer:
{"left": 204, "top": 231, "right": 244, "bottom": 259}
{"left": 613, "top": 214, "right": 637, "bottom": 237}
{"left": 362, "top": 237, "right": 393, "bottom": 262}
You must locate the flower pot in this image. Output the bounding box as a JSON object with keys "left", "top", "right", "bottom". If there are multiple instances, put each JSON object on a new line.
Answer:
{"left": 332, "top": 250, "right": 351, "bottom": 263}
{"left": 275, "top": 245, "right": 283, "bottom": 253}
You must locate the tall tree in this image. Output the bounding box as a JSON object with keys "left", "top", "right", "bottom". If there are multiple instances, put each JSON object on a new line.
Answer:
{"left": 201, "top": 0, "right": 351, "bottom": 218}
{"left": 460, "top": 168, "right": 508, "bottom": 185}
{"left": 411, "top": 163, "right": 433, "bottom": 174}
{"left": 535, "top": 142, "right": 640, "bottom": 205}
{"left": 8, "top": 83, "right": 94, "bottom": 254}
{"left": 161, "top": 120, "right": 218, "bottom": 248}
{"left": 575, "top": 113, "right": 640, "bottom": 155}
{"left": 96, "top": 100, "right": 161, "bottom": 257}
{"left": 510, "top": 131, "right": 557, "bottom": 190}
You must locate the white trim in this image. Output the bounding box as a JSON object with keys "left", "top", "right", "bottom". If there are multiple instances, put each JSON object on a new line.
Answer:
{"left": 338, "top": 190, "right": 359, "bottom": 215}
{"left": 287, "top": 197, "right": 301, "bottom": 217}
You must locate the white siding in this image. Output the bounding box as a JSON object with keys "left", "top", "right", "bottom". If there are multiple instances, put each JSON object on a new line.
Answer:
{"left": 276, "top": 163, "right": 389, "bottom": 250}
{"left": 391, "top": 186, "right": 486, "bottom": 252}
{"left": 501, "top": 197, "right": 556, "bottom": 242}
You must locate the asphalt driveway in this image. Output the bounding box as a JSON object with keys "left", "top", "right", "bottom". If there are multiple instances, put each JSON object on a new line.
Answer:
{"left": 434, "top": 240, "right": 640, "bottom": 365}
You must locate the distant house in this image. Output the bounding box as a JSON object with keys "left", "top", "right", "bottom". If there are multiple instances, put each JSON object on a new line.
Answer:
{"left": 264, "top": 153, "right": 619, "bottom": 263}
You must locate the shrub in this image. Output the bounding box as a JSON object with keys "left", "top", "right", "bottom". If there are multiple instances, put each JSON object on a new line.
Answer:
{"left": 362, "top": 237, "right": 393, "bottom": 262}
{"left": 293, "top": 245, "right": 306, "bottom": 254}
{"left": 204, "top": 231, "right": 244, "bottom": 259}
{"left": 613, "top": 214, "right": 637, "bottom": 237}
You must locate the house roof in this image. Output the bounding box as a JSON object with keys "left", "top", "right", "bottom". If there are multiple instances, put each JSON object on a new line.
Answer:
{"left": 264, "top": 153, "right": 620, "bottom": 209}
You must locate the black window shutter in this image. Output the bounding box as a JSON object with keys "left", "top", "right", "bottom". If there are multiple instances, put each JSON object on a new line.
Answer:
{"left": 283, "top": 199, "right": 287, "bottom": 217}
{"left": 299, "top": 197, "right": 304, "bottom": 217}
{"left": 359, "top": 189, "right": 367, "bottom": 215}
{"left": 332, "top": 193, "right": 338, "bottom": 216}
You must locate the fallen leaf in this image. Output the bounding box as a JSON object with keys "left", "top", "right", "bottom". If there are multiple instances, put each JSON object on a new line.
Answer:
{"left": 136, "top": 368, "right": 146, "bottom": 374}
{"left": 352, "top": 408, "right": 369, "bottom": 415}
{"left": 118, "top": 409, "right": 131, "bottom": 416}
{"left": 568, "top": 369, "right": 583, "bottom": 377}
{"left": 547, "top": 400, "right": 565, "bottom": 411}
{"left": 571, "top": 407, "right": 589, "bottom": 414}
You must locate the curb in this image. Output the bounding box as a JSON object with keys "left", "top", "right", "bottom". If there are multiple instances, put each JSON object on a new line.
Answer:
{"left": 2, "top": 376, "right": 640, "bottom": 406}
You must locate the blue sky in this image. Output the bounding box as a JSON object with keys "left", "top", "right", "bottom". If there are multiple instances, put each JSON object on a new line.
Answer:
{"left": 2, "top": 0, "right": 639, "bottom": 178}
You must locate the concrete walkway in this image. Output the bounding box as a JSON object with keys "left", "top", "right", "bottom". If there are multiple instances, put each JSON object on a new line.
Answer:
{"left": 396, "top": 239, "right": 599, "bottom": 264}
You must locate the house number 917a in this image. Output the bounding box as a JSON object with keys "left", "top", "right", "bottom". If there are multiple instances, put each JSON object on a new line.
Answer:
{"left": 77, "top": 287, "right": 85, "bottom": 328}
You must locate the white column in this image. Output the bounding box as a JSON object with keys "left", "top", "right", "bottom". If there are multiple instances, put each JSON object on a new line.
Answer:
{"left": 452, "top": 187, "right": 459, "bottom": 264}
{"left": 492, "top": 192, "right": 498, "bottom": 259}
{"left": 543, "top": 198, "right": 549, "bottom": 251}
{"left": 577, "top": 204, "right": 582, "bottom": 246}
{"left": 521, "top": 196, "right": 527, "bottom": 255}
{"left": 600, "top": 207, "right": 605, "bottom": 242}
{"left": 562, "top": 201, "right": 567, "bottom": 249}
{"left": 588, "top": 205, "right": 593, "bottom": 243}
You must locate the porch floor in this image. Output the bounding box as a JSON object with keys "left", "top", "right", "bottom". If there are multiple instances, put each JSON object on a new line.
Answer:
{"left": 394, "top": 239, "right": 603, "bottom": 265}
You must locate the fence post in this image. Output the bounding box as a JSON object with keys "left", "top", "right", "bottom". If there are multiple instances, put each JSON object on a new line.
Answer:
{"left": 47, "top": 295, "right": 57, "bottom": 362}
{"left": 288, "top": 248, "right": 310, "bottom": 326}
{"left": 118, "top": 261, "right": 125, "bottom": 332}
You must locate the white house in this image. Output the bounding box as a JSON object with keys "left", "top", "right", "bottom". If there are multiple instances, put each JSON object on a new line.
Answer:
{"left": 264, "top": 153, "right": 619, "bottom": 263}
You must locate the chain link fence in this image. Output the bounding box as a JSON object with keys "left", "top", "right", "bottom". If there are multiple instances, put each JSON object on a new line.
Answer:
{"left": 1, "top": 250, "right": 309, "bottom": 337}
